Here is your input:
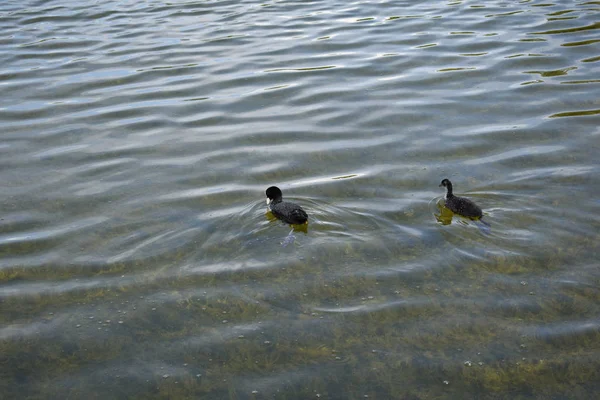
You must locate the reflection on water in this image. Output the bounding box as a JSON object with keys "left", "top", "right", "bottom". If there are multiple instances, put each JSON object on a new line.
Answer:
{"left": 2, "top": 0, "right": 600, "bottom": 398}
{"left": 434, "top": 198, "right": 455, "bottom": 226}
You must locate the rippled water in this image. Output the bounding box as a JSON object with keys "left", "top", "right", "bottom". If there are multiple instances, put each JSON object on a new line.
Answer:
{"left": 2, "top": 0, "right": 600, "bottom": 398}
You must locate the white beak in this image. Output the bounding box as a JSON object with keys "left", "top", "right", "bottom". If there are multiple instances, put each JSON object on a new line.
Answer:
{"left": 266, "top": 198, "right": 271, "bottom": 205}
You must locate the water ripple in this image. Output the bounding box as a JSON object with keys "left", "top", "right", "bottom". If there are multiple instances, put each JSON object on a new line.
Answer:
{"left": 2, "top": 0, "right": 600, "bottom": 398}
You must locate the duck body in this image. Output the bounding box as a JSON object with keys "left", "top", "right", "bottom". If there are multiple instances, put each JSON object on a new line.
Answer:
{"left": 266, "top": 186, "right": 308, "bottom": 225}
{"left": 439, "top": 179, "right": 483, "bottom": 219}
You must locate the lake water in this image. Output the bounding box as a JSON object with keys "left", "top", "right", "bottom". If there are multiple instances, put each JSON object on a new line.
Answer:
{"left": 1, "top": 0, "right": 600, "bottom": 398}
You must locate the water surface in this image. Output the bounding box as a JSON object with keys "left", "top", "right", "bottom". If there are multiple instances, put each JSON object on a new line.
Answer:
{"left": 1, "top": 0, "right": 600, "bottom": 398}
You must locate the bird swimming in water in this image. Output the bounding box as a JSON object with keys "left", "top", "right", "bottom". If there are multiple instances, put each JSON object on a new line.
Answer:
{"left": 439, "top": 178, "right": 484, "bottom": 219}
{"left": 265, "top": 186, "right": 308, "bottom": 225}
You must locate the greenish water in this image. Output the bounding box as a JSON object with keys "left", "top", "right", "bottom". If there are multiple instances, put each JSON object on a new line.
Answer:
{"left": 1, "top": 0, "right": 600, "bottom": 399}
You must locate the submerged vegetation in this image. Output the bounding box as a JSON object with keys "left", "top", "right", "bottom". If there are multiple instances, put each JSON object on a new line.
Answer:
{"left": 2, "top": 229, "right": 599, "bottom": 399}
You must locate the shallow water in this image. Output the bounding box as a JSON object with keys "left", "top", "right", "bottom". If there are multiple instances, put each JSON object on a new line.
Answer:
{"left": 1, "top": 0, "right": 600, "bottom": 398}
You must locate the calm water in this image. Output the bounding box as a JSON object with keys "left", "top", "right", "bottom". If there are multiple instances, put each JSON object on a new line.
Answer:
{"left": 1, "top": 0, "right": 600, "bottom": 398}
